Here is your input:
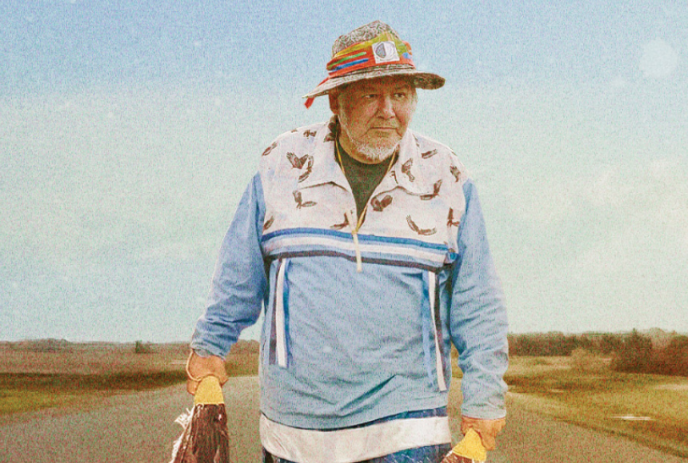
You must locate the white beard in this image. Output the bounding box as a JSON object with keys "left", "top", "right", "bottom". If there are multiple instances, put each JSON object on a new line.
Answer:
{"left": 340, "top": 123, "right": 398, "bottom": 163}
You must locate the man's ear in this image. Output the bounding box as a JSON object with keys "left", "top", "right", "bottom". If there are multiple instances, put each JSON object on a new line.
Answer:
{"left": 328, "top": 92, "right": 339, "bottom": 114}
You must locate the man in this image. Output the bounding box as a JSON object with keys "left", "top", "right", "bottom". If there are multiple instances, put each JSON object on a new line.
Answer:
{"left": 186, "top": 21, "right": 508, "bottom": 463}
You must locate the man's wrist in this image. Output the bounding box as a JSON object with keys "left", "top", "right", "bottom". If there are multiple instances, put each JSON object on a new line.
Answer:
{"left": 191, "top": 347, "right": 215, "bottom": 358}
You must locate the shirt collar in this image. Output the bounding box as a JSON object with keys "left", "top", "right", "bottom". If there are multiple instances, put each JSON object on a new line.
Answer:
{"left": 299, "top": 117, "right": 431, "bottom": 196}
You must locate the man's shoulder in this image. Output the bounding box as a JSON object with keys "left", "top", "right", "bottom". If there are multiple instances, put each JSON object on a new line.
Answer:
{"left": 408, "top": 130, "right": 458, "bottom": 161}
{"left": 259, "top": 121, "right": 333, "bottom": 157}
{"left": 406, "top": 130, "right": 469, "bottom": 181}
{"left": 258, "top": 120, "right": 335, "bottom": 187}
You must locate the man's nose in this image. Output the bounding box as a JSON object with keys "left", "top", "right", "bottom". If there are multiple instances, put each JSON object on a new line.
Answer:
{"left": 377, "top": 95, "right": 395, "bottom": 118}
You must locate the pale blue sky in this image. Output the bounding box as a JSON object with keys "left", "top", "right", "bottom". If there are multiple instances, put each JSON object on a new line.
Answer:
{"left": 1, "top": 1, "right": 687, "bottom": 342}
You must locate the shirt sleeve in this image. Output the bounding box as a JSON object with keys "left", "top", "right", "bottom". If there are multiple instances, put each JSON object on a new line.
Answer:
{"left": 190, "top": 173, "right": 268, "bottom": 358}
{"left": 449, "top": 179, "right": 509, "bottom": 419}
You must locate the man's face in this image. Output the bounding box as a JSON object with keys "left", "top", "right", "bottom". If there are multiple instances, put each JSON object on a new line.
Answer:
{"left": 329, "top": 76, "right": 417, "bottom": 163}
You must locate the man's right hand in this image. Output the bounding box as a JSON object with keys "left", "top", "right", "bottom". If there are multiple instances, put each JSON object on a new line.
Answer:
{"left": 460, "top": 416, "right": 506, "bottom": 451}
{"left": 185, "top": 350, "right": 229, "bottom": 395}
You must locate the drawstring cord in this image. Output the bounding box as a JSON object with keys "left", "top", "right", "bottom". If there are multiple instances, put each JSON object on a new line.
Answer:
{"left": 344, "top": 209, "right": 363, "bottom": 272}
{"left": 335, "top": 134, "right": 396, "bottom": 274}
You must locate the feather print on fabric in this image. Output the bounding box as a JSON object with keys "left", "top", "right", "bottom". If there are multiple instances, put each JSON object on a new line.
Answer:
{"left": 286, "top": 152, "right": 314, "bottom": 182}
{"left": 331, "top": 214, "right": 349, "bottom": 230}
{"left": 406, "top": 215, "right": 437, "bottom": 236}
{"left": 421, "top": 149, "right": 437, "bottom": 159}
{"left": 420, "top": 180, "right": 442, "bottom": 201}
{"left": 450, "top": 165, "right": 461, "bottom": 182}
{"left": 262, "top": 142, "right": 278, "bottom": 157}
{"left": 293, "top": 191, "right": 317, "bottom": 209}
{"left": 401, "top": 159, "right": 415, "bottom": 182}
{"left": 447, "top": 208, "right": 459, "bottom": 228}
{"left": 371, "top": 194, "right": 393, "bottom": 212}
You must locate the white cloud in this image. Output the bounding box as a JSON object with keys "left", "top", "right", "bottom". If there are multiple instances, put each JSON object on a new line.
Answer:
{"left": 639, "top": 39, "right": 680, "bottom": 79}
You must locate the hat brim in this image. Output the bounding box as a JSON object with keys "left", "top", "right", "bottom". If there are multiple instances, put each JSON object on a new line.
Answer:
{"left": 302, "top": 65, "right": 445, "bottom": 100}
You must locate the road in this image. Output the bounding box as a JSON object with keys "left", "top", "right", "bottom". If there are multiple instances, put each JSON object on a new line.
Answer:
{"left": 0, "top": 376, "right": 685, "bottom": 462}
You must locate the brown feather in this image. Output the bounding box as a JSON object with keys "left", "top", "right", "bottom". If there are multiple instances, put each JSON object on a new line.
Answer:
{"left": 170, "top": 404, "right": 231, "bottom": 463}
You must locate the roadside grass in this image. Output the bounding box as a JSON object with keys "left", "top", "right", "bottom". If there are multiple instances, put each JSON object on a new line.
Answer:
{"left": 0, "top": 362, "right": 260, "bottom": 417}
{"left": 0, "top": 341, "right": 260, "bottom": 417}
{"left": 225, "top": 351, "right": 260, "bottom": 377}
{"left": 0, "top": 371, "right": 186, "bottom": 415}
{"left": 501, "top": 355, "right": 688, "bottom": 458}
{"left": 0, "top": 389, "right": 79, "bottom": 415}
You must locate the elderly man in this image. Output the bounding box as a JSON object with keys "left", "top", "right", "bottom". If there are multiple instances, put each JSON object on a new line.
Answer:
{"left": 186, "top": 21, "right": 508, "bottom": 463}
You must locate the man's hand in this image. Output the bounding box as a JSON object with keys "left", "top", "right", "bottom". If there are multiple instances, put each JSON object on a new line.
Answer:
{"left": 460, "top": 416, "right": 506, "bottom": 451}
{"left": 185, "top": 350, "right": 229, "bottom": 395}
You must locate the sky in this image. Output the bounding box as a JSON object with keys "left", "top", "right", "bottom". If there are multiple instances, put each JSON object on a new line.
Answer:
{"left": 1, "top": 1, "right": 687, "bottom": 342}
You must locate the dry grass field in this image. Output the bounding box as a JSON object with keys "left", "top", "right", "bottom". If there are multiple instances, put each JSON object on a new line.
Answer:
{"left": 0, "top": 340, "right": 259, "bottom": 418}
{"left": 501, "top": 355, "right": 688, "bottom": 458}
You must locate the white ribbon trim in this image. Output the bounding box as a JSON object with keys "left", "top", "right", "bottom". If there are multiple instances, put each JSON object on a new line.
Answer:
{"left": 275, "top": 260, "right": 288, "bottom": 367}
{"left": 428, "top": 271, "right": 447, "bottom": 392}
{"left": 260, "top": 414, "right": 451, "bottom": 463}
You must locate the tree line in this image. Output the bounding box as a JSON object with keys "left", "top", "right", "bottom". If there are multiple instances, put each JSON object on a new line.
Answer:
{"left": 508, "top": 330, "right": 688, "bottom": 377}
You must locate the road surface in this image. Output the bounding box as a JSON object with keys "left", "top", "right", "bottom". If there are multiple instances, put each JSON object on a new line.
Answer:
{"left": 0, "top": 376, "right": 685, "bottom": 462}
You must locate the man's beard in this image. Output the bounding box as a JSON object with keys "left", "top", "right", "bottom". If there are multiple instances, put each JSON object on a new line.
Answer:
{"left": 340, "top": 122, "right": 399, "bottom": 163}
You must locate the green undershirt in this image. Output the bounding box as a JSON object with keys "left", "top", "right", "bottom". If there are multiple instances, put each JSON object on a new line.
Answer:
{"left": 336, "top": 140, "right": 397, "bottom": 221}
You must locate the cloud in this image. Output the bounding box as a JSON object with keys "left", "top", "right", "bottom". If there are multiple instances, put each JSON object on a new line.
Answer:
{"left": 639, "top": 39, "right": 680, "bottom": 79}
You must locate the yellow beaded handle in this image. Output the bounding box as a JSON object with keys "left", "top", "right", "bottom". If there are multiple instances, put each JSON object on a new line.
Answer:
{"left": 451, "top": 429, "right": 487, "bottom": 462}
{"left": 193, "top": 376, "right": 225, "bottom": 406}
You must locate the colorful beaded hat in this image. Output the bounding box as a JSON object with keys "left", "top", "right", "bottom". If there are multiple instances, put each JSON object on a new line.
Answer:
{"left": 303, "top": 21, "right": 445, "bottom": 108}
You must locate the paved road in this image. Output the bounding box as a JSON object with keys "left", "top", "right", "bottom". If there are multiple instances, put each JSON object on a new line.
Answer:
{"left": 1, "top": 376, "right": 685, "bottom": 462}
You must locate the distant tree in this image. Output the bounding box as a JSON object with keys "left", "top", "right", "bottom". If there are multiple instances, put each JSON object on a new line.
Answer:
{"left": 12, "top": 338, "right": 72, "bottom": 352}
{"left": 134, "top": 340, "right": 154, "bottom": 354}
{"left": 576, "top": 334, "right": 595, "bottom": 352}
{"left": 654, "top": 335, "right": 688, "bottom": 376}
{"left": 611, "top": 329, "right": 653, "bottom": 373}
{"left": 596, "top": 333, "right": 622, "bottom": 355}
{"left": 509, "top": 334, "right": 544, "bottom": 356}
{"left": 508, "top": 332, "right": 582, "bottom": 356}
{"left": 510, "top": 329, "right": 687, "bottom": 377}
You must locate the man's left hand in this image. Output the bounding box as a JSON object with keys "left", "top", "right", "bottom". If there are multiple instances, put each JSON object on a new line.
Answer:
{"left": 460, "top": 416, "right": 506, "bottom": 451}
